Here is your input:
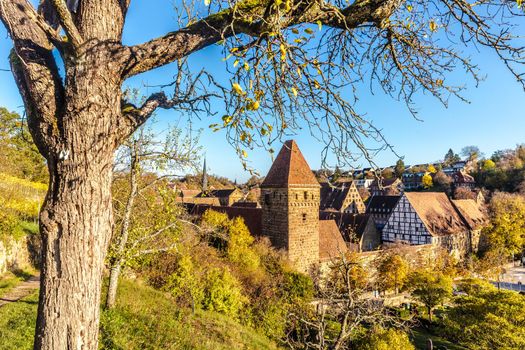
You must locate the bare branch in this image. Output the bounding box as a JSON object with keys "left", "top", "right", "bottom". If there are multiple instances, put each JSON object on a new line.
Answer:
{"left": 121, "top": 0, "right": 403, "bottom": 78}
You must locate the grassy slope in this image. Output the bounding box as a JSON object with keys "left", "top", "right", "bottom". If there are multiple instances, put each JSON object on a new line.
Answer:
{"left": 0, "top": 279, "right": 279, "bottom": 350}
{"left": 410, "top": 327, "right": 466, "bottom": 350}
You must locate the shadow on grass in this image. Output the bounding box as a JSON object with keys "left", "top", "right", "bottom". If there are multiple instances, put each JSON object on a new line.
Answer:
{"left": 12, "top": 269, "right": 34, "bottom": 281}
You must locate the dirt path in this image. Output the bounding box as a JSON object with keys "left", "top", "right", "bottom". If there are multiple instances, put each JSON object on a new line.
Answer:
{"left": 0, "top": 274, "right": 40, "bottom": 307}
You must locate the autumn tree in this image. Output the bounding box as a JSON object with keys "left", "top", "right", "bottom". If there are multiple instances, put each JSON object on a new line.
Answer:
{"left": 461, "top": 145, "right": 482, "bottom": 163}
{"left": 0, "top": 107, "right": 47, "bottom": 182}
{"left": 289, "top": 253, "right": 410, "bottom": 350}
{"left": 394, "top": 159, "right": 405, "bottom": 178}
{"left": 444, "top": 149, "right": 461, "bottom": 166}
{"left": 376, "top": 251, "right": 409, "bottom": 294}
{"left": 1, "top": 0, "right": 524, "bottom": 348}
{"left": 483, "top": 192, "right": 525, "bottom": 257}
{"left": 433, "top": 170, "right": 452, "bottom": 192}
{"left": 422, "top": 173, "right": 433, "bottom": 189}
{"left": 105, "top": 121, "right": 201, "bottom": 309}
{"left": 407, "top": 270, "right": 453, "bottom": 322}
{"left": 443, "top": 279, "right": 525, "bottom": 349}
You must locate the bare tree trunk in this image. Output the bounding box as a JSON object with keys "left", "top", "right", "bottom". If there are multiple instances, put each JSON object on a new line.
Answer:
{"left": 31, "top": 50, "right": 123, "bottom": 347}
{"left": 106, "top": 150, "right": 138, "bottom": 309}
{"left": 106, "top": 263, "right": 122, "bottom": 309}
{"left": 35, "top": 152, "right": 114, "bottom": 349}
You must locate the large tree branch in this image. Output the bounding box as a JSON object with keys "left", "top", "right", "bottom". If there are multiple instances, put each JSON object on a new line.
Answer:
{"left": 0, "top": 0, "right": 64, "bottom": 157}
{"left": 121, "top": 0, "right": 402, "bottom": 78}
{"left": 49, "top": 0, "right": 83, "bottom": 49}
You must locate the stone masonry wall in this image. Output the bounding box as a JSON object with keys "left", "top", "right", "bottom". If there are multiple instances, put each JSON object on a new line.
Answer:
{"left": 261, "top": 188, "right": 289, "bottom": 251}
{"left": 261, "top": 186, "right": 321, "bottom": 273}
{"left": 287, "top": 187, "right": 320, "bottom": 272}
{"left": 0, "top": 237, "right": 31, "bottom": 275}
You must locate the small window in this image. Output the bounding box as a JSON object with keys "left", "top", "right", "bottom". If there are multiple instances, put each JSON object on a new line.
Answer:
{"left": 295, "top": 194, "right": 298, "bottom": 200}
{"left": 264, "top": 194, "right": 270, "bottom": 205}
{"left": 302, "top": 213, "right": 307, "bottom": 222}
{"left": 304, "top": 191, "right": 308, "bottom": 200}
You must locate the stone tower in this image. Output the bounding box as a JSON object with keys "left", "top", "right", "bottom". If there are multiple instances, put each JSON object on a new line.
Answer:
{"left": 260, "top": 140, "right": 320, "bottom": 272}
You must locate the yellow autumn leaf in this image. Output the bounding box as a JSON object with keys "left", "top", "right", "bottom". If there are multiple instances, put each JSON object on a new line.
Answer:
{"left": 305, "top": 28, "right": 314, "bottom": 35}
{"left": 429, "top": 20, "right": 438, "bottom": 32}
{"left": 280, "top": 44, "right": 286, "bottom": 61}
{"left": 292, "top": 28, "right": 299, "bottom": 34}
{"left": 317, "top": 20, "right": 322, "bottom": 31}
{"left": 291, "top": 87, "right": 298, "bottom": 97}
{"left": 204, "top": 0, "right": 210, "bottom": 5}
{"left": 407, "top": 4, "right": 413, "bottom": 12}
{"left": 246, "top": 100, "right": 260, "bottom": 111}
{"left": 284, "top": 0, "right": 291, "bottom": 12}
{"left": 261, "top": 128, "right": 268, "bottom": 136}
{"left": 232, "top": 83, "right": 244, "bottom": 95}
{"left": 244, "top": 62, "right": 250, "bottom": 71}
{"left": 222, "top": 115, "right": 233, "bottom": 124}
{"left": 242, "top": 150, "right": 248, "bottom": 158}
{"left": 233, "top": 59, "right": 239, "bottom": 67}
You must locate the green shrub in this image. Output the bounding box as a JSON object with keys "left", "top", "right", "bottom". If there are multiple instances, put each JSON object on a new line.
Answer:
{"left": 202, "top": 267, "right": 247, "bottom": 319}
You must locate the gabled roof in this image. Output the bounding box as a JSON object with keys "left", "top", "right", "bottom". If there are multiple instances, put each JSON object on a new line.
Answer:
{"left": 196, "top": 188, "right": 240, "bottom": 198}
{"left": 404, "top": 192, "right": 468, "bottom": 236}
{"left": 451, "top": 199, "right": 488, "bottom": 230}
{"left": 366, "top": 195, "right": 400, "bottom": 213}
{"left": 320, "top": 181, "right": 358, "bottom": 211}
{"left": 261, "top": 140, "right": 320, "bottom": 188}
{"left": 370, "top": 177, "right": 401, "bottom": 189}
{"left": 319, "top": 219, "right": 348, "bottom": 261}
{"left": 320, "top": 211, "right": 374, "bottom": 243}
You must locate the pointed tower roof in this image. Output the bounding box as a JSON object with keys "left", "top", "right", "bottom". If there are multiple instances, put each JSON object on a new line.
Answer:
{"left": 261, "top": 140, "right": 320, "bottom": 188}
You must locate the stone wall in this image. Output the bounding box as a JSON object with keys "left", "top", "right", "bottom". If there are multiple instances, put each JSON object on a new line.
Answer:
{"left": 261, "top": 186, "right": 320, "bottom": 273}
{"left": 261, "top": 188, "right": 289, "bottom": 251}
{"left": 0, "top": 237, "right": 31, "bottom": 274}
{"left": 287, "top": 187, "right": 320, "bottom": 272}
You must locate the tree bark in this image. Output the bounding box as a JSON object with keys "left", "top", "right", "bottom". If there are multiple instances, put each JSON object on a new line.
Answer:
{"left": 32, "top": 40, "right": 123, "bottom": 347}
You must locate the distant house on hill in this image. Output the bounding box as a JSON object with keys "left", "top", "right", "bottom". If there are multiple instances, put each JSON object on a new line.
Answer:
{"left": 369, "top": 178, "right": 404, "bottom": 196}
{"left": 401, "top": 171, "right": 428, "bottom": 190}
{"left": 452, "top": 170, "right": 476, "bottom": 190}
{"left": 320, "top": 180, "right": 366, "bottom": 214}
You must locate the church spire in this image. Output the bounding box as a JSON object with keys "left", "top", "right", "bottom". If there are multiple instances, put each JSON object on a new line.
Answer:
{"left": 202, "top": 157, "right": 208, "bottom": 192}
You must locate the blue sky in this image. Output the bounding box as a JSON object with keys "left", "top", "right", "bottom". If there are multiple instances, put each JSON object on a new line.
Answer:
{"left": 0, "top": 1, "right": 524, "bottom": 182}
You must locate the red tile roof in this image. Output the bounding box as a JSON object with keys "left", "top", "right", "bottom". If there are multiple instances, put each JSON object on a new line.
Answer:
{"left": 261, "top": 140, "right": 320, "bottom": 188}
{"left": 319, "top": 219, "right": 348, "bottom": 261}
{"left": 404, "top": 192, "right": 469, "bottom": 236}
{"left": 451, "top": 199, "right": 488, "bottom": 230}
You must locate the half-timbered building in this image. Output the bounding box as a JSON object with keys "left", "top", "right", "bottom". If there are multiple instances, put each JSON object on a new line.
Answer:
{"left": 381, "top": 192, "right": 475, "bottom": 257}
